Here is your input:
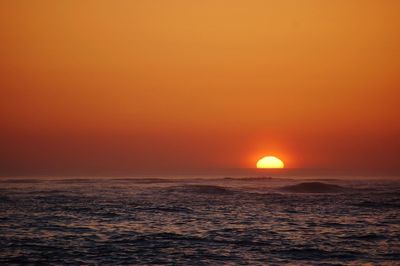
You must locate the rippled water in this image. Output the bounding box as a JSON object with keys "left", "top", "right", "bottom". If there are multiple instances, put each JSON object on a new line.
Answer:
{"left": 1, "top": 177, "right": 399, "bottom": 265}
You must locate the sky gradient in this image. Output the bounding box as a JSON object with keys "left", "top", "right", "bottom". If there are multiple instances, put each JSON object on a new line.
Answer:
{"left": 1, "top": 1, "right": 399, "bottom": 176}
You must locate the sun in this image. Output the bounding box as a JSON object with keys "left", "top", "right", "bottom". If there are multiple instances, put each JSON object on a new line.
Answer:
{"left": 256, "top": 156, "right": 285, "bottom": 169}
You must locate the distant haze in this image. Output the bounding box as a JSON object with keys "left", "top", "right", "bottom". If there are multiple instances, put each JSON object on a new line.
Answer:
{"left": 1, "top": 1, "right": 399, "bottom": 176}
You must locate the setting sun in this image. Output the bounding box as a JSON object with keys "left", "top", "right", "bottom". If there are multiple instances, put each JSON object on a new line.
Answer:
{"left": 256, "top": 156, "right": 285, "bottom": 169}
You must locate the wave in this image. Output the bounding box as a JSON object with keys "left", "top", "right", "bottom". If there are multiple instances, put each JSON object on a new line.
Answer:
{"left": 354, "top": 200, "right": 400, "bottom": 209}
{"left": 275, "top": 247, "right": 363, "bottom": 260}
{"left": 132, "top": 232, "right": 272, "bottom": 247}
{"left": 342, "top": 233, "right": 386, "bottom": 241}
{"left": 165, "top": 185, "right": 234, "bottom": 195}
{"left": 0, "top": 178, "right": 42, "bottom": 184}
{"left": 279, "top": 182, "right": 347, "bottom": 193}
{"left": 113, "top": 178, "right": 176, "bottom": 184}
{"left": 54, "top": 178, "right": 99, "bottom": 184}
{"left": 132, "top": 206, "right": 194, "bottom": 214}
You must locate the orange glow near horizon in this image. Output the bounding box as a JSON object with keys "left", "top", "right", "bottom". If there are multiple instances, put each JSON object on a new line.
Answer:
{"left": 0, "top": 1, "right": 400, "bottom": 175}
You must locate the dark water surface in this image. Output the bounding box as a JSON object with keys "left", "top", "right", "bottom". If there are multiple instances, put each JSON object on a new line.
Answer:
{"left": 1, "top": 177, "right": 399, "bottom": 265}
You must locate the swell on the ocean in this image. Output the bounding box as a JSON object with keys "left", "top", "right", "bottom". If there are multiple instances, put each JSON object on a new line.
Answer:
{"left": 0, "top": 176, "right": 399, "bottom": 265}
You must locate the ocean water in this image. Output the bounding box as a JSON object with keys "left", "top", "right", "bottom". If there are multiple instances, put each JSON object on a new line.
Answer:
{"left": 0, "top": 176, "right": 399, "bottom": 265}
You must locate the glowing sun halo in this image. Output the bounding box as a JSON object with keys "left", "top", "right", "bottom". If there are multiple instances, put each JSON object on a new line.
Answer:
{"left": 256, "top": 156, "right": 285, "bottom": 169}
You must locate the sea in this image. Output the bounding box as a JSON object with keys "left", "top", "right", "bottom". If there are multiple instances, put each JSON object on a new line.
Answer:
{"left": 0, "top": 174, "right": 399, "bottom": 265}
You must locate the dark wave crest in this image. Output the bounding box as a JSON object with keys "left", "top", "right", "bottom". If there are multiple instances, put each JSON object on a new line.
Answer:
{"left": 165, "top": 185, "right": 234, "bottom": 195}
{"left": 279, "top": 182, "right": 347, "bottom": 193}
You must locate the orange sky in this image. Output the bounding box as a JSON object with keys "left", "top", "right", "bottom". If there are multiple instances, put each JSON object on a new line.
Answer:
{"left": 1, "top": 1, "right": 399, "bottom": 175}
